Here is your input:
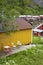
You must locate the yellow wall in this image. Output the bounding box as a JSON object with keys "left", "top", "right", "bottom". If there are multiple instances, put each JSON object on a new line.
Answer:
{"left": 0, "top": 29, "right": 32, "bottom": 51}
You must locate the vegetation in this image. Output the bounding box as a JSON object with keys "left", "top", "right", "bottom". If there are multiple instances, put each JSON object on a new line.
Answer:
{"left": 0, "top": 0, "right": 43, "bottom": 21}
{"left": 0, "top": 46, "right": 43, "bottom": 65}
{"left": 32, "top": 36, "right": 43, "bottom": 44}
{"left": 0, "top": 1, "right": 43, "bottom": 27}
{"left": 0, "top": 0, "right": 43, "bottom": 32}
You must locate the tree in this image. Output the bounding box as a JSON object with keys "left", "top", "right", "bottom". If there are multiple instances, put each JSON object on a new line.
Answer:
{"left": 0, "top": 0, "right": 43, "bottom": 21}
{"left": 0, "top": 0, "right": 21, "bottom": 33}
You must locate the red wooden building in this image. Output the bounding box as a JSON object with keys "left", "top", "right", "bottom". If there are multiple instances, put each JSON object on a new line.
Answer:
{"left": 40, "top": 15, "right": 43, "bottom": 20}
{"left": 33, "top": 23, "right": 43, "bottom": 37}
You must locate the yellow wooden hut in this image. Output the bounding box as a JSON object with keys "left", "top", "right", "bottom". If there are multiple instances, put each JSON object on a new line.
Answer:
{"left": 0, "top": 18, "right": 32, "bottom": 51}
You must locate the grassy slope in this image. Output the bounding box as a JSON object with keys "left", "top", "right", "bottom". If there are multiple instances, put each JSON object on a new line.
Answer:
{"left": 0, "top": 46, "right": 43, "bottom": 65}
{"left": 32, "top": 36, "right": 43, "bottom": 44}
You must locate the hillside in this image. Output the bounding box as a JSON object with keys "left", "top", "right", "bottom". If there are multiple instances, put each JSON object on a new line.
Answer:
{"left": 0, "top": 0, "right": 43, "bottom": 21}
{"left": 16, "top": 0, "right": 43, "bottom": 15}
{"left": 11, "top": 0, "right": 43, "bottom": 15}
{"left": 33, "top": 0, "right": 43, "bottom": 7}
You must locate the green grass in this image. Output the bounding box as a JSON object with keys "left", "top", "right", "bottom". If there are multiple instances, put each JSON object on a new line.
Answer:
{"left": 32, "top": 36, "right": 43, "bottom": 44}
{"left": 0, "top": 46, "right": 43, "bottom": 65}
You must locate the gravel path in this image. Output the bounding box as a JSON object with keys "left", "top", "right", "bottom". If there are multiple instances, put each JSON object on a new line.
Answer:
{"left": 0, "top": 44, "right": 43, "bottom": 58}
{"left": 0, "top": 44, "right": 36, "bottom": 58}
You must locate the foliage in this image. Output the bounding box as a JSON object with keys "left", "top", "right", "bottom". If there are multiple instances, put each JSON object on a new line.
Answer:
{"left": 32, "top": 36, "right": 43, "bottom": 44}
{"left": 0, "top": 0, "right": 43, "bottom": 21}
{"left": 0, "top": 46, "right": 43, "bottom": 65}
{"left": 0, "top": 0, "right": 43, "bottom": 33}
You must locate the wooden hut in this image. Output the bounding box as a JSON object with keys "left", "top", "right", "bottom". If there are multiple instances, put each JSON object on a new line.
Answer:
{"left": 0, "top": 18, "right": 32, "bottom": 51}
